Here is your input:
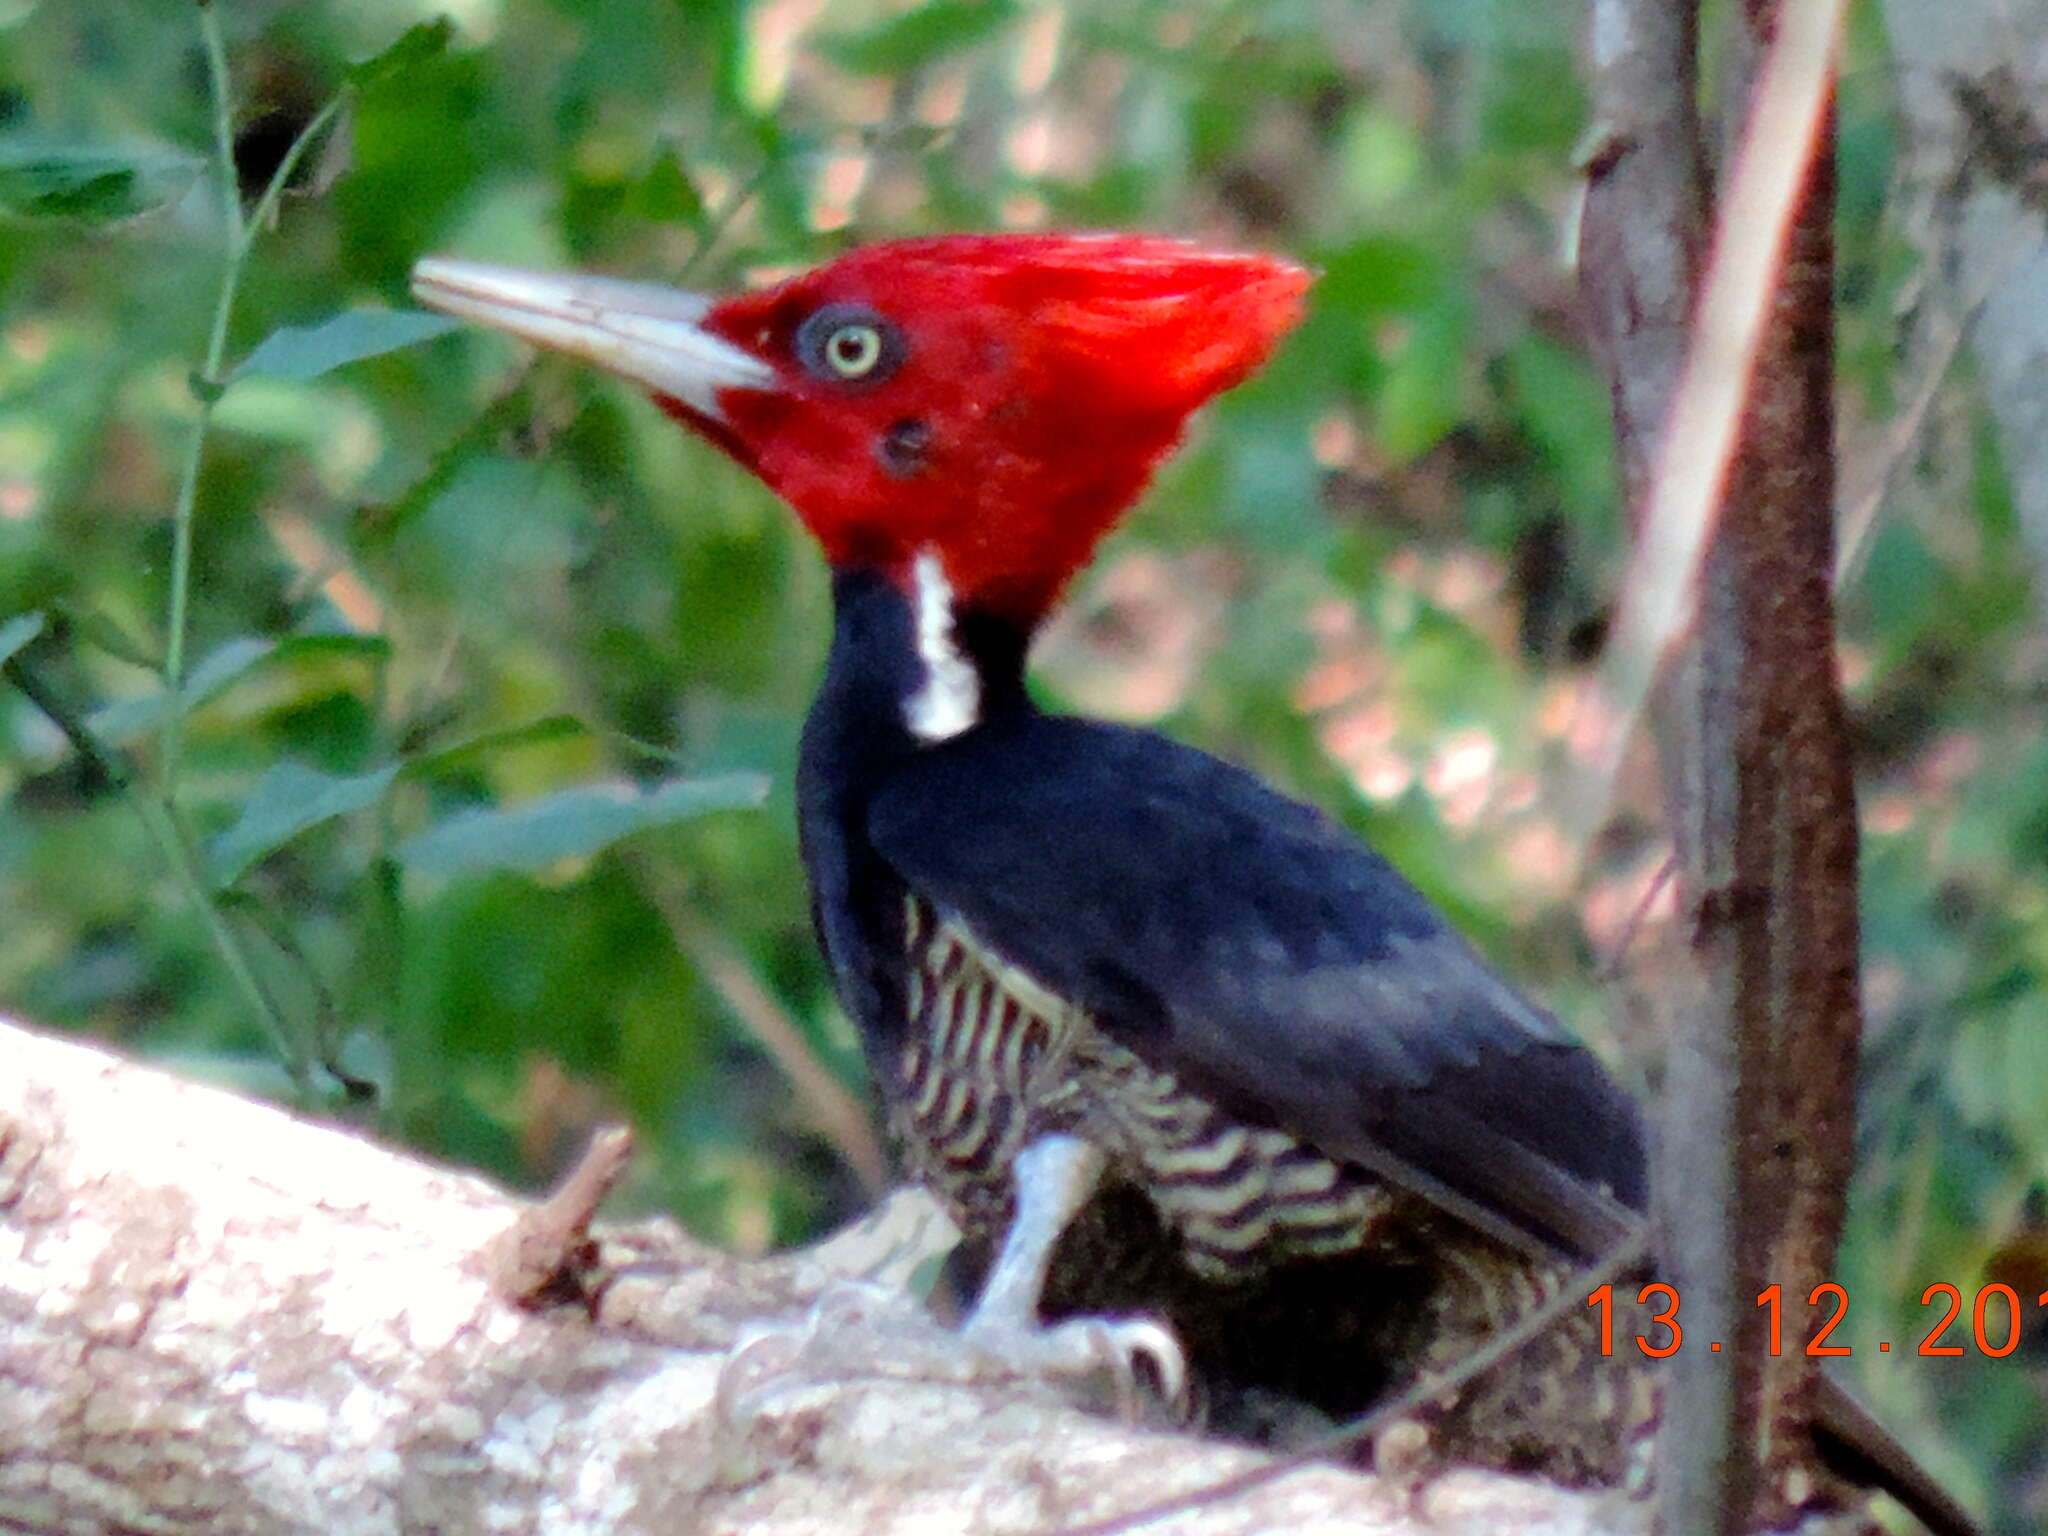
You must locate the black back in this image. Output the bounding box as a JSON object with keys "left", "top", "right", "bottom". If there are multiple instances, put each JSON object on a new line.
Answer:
{"left": 866, "top": 709, "right": 1645, "bottom": 1260}
{"left": 799, "top": 570, "right": 1645, "bottom": 1260}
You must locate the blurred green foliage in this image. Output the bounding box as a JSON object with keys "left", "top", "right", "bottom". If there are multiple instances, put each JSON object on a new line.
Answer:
{"left": 0, "top": 0, "right": 2040, "bottom": 1524}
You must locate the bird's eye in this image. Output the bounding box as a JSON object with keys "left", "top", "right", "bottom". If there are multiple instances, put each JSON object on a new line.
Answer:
{"left": 826, "top": 325, "right": 882, "bottom": 377}
{"left": 795, "top": 304, "right": 905, "bottom": 388}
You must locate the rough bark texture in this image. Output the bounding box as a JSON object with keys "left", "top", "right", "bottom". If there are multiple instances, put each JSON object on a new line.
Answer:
{"left": 0, "top": 1016, "right": 1629, "bottom": 1536}
{"left": 1579, "top": 0, "right": 1707, "bottom": 517}
{"left": 1579, "top": 2, "right": 1861, "bottom": 1533}
{"left": 1669, "top": 82, "right": 1856, "bottom": 1534}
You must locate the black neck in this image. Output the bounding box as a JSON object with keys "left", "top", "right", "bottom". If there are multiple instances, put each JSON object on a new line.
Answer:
{"left": 804, "top": 567, "right": 1032, "bottom": 781}
{"left": 794, "top": 566, "right": 1034, "bottom": 1069}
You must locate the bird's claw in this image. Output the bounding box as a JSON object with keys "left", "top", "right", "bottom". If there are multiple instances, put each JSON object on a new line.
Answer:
{"left": 715, "top": 1278, "right": 1187, "bottom": 1426}
{"left": 715, "top": 1278, "right": 910, "bottom": 1420}
{"left": 962, "top": 1311, "right": 1189, "bottom": 1422}
{"left": 1370, "top": 1417, "right": 1441, "bottom": 1517}
{"left": 716, "top": 1324, "right": 806, "bottom": 1421}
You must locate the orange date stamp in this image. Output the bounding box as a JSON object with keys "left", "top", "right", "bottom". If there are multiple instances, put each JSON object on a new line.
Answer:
{"left": 1585, "top": 1281, "right": 2047, "bottom": 1358}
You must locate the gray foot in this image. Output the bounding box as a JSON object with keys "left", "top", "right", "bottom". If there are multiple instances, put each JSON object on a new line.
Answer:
{"left": 961, "top": 1308, "right": 1188, "bottom": 1420}
{"left": 715, "top": 1277, "right": 1187, "bottom": 1424}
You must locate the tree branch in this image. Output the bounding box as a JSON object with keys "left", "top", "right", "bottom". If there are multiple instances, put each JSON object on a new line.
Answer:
{"left": 1578, "top": 0, "right": 1706, "bottom": 518}
{"left": 0, "top": 1016, "right": 1627, "bottom": 1536}
{"left": 1581, "top": 1, "right": 1862, "bottom": 1531}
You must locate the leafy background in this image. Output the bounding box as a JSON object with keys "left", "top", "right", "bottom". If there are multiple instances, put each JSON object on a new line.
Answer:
{"left": 1, "top": 0, "right": 2040, "bottom": 1525}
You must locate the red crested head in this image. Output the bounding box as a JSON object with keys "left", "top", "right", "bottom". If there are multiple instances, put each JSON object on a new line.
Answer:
{"left": 413, "top": 234, "right": 1309, "bottom": 625}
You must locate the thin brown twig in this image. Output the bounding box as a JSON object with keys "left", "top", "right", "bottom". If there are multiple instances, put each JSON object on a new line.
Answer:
{"left": 1592, "top": 851, "right": 1677, "bottom": 983}
{"left": 1040, "top": 1227, "right": 1650, "bottom": 1536}
{"left": 1571, "top": 0, "right": 1851, "bottom": 850}
{"left": 489, "top": 1123, "right": 636, "bottom": 1309}
{"left": 637, "top": 863, "right": 889, "bottom": 1195}
{"left": 1643, "top": 3, "right": 1856, "bottom": 1528}
{"left": 1834, "top": 221, "right": 2039, "bottom": 592}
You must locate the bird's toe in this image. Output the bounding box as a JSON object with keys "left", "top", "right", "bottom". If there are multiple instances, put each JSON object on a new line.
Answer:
{"left": 961, "top": 1310, "right": 1188, "bottom": 1422}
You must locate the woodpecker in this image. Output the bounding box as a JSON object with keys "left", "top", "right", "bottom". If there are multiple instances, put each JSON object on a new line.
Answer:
{"left": 413, "top": 235, "right": 1976, "bottom": 1533}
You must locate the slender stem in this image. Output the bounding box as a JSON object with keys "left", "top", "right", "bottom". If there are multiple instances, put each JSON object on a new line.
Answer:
{"left": 645, "top": 870, "right": 888, "bottom": 1195}
{"left": 163, "top": 2, "right": 247, "bottom": 779}
{"left": 97, "top": 4, "right": 358, "bottom": 1089}
{"left": 163, "top": 7, "right": 347, "bottom": 785}
{"left": 244, "top": 92, "right": 347, "bottom": 244}
{"left": 200, "top": 0, "right": 247, "bottom": 299}
{"left": 154, "top": 799, "right": 313, "bottom": 1089}
{"left": 369, "top": 651, "right": 405, "bottom": 1126}
{"left": 678, "top": 160, "right": 774, "bottom": 282}
{"left": 5, "top": 657, "right": 312, "bottom": 1093}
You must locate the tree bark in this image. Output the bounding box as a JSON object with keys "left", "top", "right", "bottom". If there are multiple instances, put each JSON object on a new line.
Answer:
{"left": 1580, "top": 2, "right": 1860, "bottom": 1533}
{"left": 1579, "top": 0, "right": 1707, "bottom": 519}
{"left": 1665, "top": 88, "right": 1855, "bottom": 1530}
{"left": 0, "top": 1016, "right": 1624, "bottom": 1536}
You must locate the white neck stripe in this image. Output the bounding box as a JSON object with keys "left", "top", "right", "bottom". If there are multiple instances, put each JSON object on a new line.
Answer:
{"left": 904, "top": 550, "right": 981, "bottom": 742}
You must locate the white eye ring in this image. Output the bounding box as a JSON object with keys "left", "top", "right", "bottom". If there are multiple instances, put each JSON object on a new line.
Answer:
{"left": 795, "top": 305, "right": 903, "bottom": 386}
{"left": 825, "top": 323, "right": 884, "bottom": 378}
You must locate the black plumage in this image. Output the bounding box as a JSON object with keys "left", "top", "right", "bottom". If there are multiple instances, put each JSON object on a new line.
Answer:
{"left": 796, "top": 569, "right": 1652, "bottom": 1476}
{"left": 867, "top": 706, "right": 1646, "bottom": 1261}
{"left": 409, "top": 243, "right": 1979, "bottom": 1534}
{"left": 793, "top": 574, "right": 1978, "bottom": 1532}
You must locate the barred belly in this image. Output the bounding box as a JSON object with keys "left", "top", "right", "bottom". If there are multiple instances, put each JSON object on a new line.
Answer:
{"left": 894, "top": 897, "right": 1395, "bottom": 1280}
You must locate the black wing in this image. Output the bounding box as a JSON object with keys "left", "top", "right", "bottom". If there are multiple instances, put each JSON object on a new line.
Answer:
{"left": 865, "top": 710, "right": 1645, "bottom": 1261}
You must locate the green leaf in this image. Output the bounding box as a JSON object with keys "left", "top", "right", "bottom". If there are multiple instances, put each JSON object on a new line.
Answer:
{"left": 629, "top": 149, "right": 706, "bottom": 226}
{"left": 209, "top": 759, "right": 402, "bottom": 886}
{"left": 1505, "top": 334, "right": 1618, "bottom": 531}
{"left": 0, "top": 138, "right": 203, "bottom": 223}
{"left": 817, "top": 0, "right": 1021, "bottom": 74}
{"left": 50, "top": 603, "right": 157, "bottom": 670}
{"left": 88, "top": 636, "right": 276, "bottom": 742}
{"left": 86, "top": 631, "right": 386, "bottom": 743}
{"left": 271, "top": 632, "right": 393, "bottom": 667}
{"left": 1314, "top": 234, "right": 1442, "bottom": 318}
{"left": 394, "top": 774, "right": 769, "bottom": 876}
{"left": 393, "top": 452, "right": 588, "bottom": 603}
{"left": 233, "top": 310, "right": 459, "bottom": 384}
{"left": 0, "top": 610, "right": 44, "bottom": 669}
{"left": 347, "top": 17, "right": 456, "bottom": 86}
{"left": 1377, "top": 298, "right": 1469, "bottom": 464}
{"left": 405, "top": 714, "right": 589, "bottom": 776}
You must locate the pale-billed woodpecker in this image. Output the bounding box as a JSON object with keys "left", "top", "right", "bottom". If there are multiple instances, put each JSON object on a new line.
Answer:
{"left": 413, "top": 235, "right": 1975, "bottom": 1534}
